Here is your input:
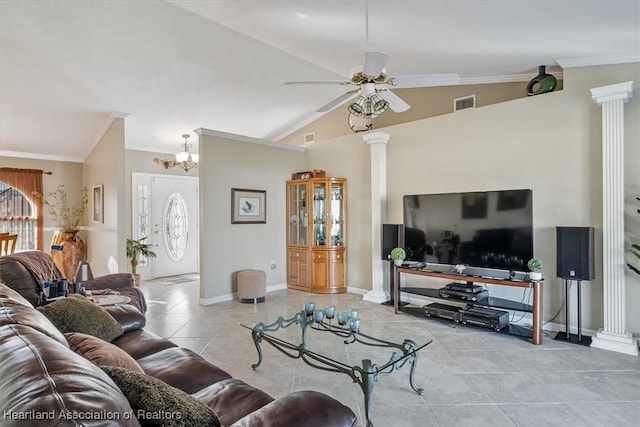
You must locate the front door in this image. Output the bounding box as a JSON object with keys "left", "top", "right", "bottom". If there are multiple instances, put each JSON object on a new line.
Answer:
{"left": 131, "top": 173, "right": 198, "bottom": 280}
{"left": 151, "top": 176, "right": 198, "bottom": 278}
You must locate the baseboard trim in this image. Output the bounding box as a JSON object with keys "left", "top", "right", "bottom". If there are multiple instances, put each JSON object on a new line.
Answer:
{"left": 199, "top": 282, "right": 287, "bottom": 306}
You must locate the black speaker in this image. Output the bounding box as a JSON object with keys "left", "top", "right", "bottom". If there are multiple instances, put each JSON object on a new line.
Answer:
{"left": 381, "top": 224, "right": 404, "bottom": 260}
{"left": 556, "top": 226, "right": 595, "bottom": 280}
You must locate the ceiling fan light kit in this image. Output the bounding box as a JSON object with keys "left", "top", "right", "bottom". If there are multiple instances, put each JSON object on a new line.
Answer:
{"left": 285, "top": 49, "right": 460, "bottom": 132}
{"left": 348, "top": 113, "right": 373, "bottom": 134}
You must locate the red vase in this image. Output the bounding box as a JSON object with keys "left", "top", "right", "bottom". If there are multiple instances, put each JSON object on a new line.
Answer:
{"left": 60, "top": 231, "right": 84, "bottom": 287}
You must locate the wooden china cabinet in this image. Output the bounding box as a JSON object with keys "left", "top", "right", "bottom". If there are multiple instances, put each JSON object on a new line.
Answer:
{"left": 286, "top": 176, "right": 346, "bottom": 293}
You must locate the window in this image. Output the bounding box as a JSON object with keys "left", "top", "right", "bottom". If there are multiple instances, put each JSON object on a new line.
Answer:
{"left": 163, "top": 192, "right": 188, "bottom": 261}
{"left": 0, "top": 183, "right": 36, "bottom": 251}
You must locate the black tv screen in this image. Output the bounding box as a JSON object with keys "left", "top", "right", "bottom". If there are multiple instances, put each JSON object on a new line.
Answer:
{"left": 402, "top": 189, "right": 533, "bottom": 271}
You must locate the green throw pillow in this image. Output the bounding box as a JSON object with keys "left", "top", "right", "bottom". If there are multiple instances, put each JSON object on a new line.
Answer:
{"left": 37, "top": 294, "right": 124, "bottom": 342}
{"left": 101, "top": 366, "right": 221, "bottom": 427}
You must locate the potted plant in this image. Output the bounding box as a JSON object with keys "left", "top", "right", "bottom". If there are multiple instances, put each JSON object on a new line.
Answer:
{"left": 390, "top": 247, "right": 406, "bottom": 266}
{"left": 527, "top": 258, "right": 543, "bottom": 281}
{"left": 126, "top": 237, "right": 156, "bottom": 286}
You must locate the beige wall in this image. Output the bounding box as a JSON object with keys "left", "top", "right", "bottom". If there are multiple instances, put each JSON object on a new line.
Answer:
{"left": 302, "top": 62, "right": 639, "bottom": 334}
{"left": 198, "top": 131, "right": 305, "bottom": 302}
{"left": 83, "top": 117, "right": 126, "bottom": 276}
{"left": 302, "top": 134, "right": 373, "bottom": 290}
{"left": 281, "top": 80, "right": 563, "bottom": 145}
{"left": 0, "top": 155, "right": 84, "bottom": 251}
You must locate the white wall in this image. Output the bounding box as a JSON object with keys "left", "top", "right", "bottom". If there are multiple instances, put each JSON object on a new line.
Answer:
{"left": 303, "top": 62, "right": 640, "bottom": 335}
{"left": 198, "top": 130, "right": 305, "bottom": 302}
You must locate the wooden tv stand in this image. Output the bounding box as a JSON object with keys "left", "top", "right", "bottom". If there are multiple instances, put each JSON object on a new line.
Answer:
{"left": 393, "top": 266, "right": 543, "bottom": 345}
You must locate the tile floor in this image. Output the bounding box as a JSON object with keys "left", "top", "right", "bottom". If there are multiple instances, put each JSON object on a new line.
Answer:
{"left": 138, "top": 278, "right": 640, "bottom": 427}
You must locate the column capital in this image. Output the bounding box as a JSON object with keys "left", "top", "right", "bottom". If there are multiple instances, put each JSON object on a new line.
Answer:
{"left": 591, "top": 81, "right": 634, "bottom": 105}
{"left": 362, "top": 131, "right": 390, "bottom": 145}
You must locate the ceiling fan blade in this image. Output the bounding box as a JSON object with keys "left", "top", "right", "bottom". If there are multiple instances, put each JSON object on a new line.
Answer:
{"left": 362, "top": 51, "right": 390, "bottom": 78}
{"left": 284, "top": 80, "right": 349, "bottom": 85}
{"left": 378, "top": 90, "right": 410, "bottom": 113}
{"left": 317, "top": 89, "right": 360, "bottom": 113}
{"left": 390, "top": 73, "right": 460, "bottom": 88}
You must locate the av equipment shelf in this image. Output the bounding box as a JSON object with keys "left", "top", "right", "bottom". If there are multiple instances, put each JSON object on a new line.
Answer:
{"left": 401, "top": 287, "right": 534, "bottom": 313}
{"left": 393, "top": 267, "right": 543, "bottom": 345}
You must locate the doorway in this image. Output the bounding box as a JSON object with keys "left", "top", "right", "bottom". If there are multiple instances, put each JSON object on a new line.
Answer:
{"left": 132, "top": 173, "right": 199, "bottom": 279}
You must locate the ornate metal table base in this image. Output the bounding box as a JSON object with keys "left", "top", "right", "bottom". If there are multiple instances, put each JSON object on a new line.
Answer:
{"left": 243, "top": 311, "right": 430, "bottom": 427}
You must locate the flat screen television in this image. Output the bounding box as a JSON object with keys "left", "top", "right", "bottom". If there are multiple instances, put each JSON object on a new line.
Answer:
{"left": 402, "top": 189, "right": 533, "bottom": 272}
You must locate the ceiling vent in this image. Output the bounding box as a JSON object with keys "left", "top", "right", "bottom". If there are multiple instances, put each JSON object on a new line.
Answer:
{"left": 304, "top": 132, "right": 316, "bottom": 144}
{"left": 454, "top": 95, "right": 476, "bottom": 112}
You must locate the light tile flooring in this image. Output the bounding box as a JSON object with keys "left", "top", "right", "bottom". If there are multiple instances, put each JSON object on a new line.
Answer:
{"left": 138, "top": 278, "right": 640, "bottom": 427}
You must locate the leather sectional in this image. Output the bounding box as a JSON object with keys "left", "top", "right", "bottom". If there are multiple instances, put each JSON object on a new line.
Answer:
{"left": 0, "top": 253, "right": 358, "bottom": 427}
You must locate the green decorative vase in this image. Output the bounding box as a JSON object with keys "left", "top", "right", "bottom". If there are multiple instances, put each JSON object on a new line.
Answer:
{"left": 526, "top": 65, "right": 557, "bottom": 96}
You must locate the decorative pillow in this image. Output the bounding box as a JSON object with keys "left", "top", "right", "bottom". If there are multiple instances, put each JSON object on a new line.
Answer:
{"left": 101, "top": 366, "right": 221, "bottom": 427}
{"left": 65, "top": 332, "right": 144, "bottom": 373}
{"left": 37, "top": 294, "right": 124, "bottom": 342}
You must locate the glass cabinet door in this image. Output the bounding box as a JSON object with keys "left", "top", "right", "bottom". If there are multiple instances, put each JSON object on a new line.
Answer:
{"left": 313, "top": 182, "right": 326, "bottom": 245}
{"left": 330, "top": 182, "right": 344, "bottom": 246}
{"left": 288, "top": 183, "right": 307, "bottom": 245}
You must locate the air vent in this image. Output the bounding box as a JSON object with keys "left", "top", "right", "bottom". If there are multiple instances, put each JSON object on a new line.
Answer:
{"left": 454, "top": 95, "right": 476, "bottom": 112}
{"left": 304, "top": 132, "right": 316, "bottom": 144}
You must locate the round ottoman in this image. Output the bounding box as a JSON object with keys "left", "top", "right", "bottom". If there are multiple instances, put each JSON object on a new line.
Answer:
{"left": 237, "top": 269, "right": 266, "bottom": 304}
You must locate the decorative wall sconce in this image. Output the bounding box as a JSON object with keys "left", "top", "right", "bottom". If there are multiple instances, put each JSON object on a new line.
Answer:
{"left": 152, "top": 134, "right": 199, "bottom": 173}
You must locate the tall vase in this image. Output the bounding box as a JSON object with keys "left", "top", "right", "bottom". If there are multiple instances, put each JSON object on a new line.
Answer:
{"left": 60, "top": 231, "right": 84, "bottom": 289}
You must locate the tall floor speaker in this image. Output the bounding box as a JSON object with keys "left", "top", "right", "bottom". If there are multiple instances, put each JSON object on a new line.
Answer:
{"left": 556, "top": 226, "right": 595, "bottom": 280}
{"left": 381, "top": 224, "right": 405, "bottom": 306}
{"left": 381, "top": 224, "right": 404, "bottom": 260}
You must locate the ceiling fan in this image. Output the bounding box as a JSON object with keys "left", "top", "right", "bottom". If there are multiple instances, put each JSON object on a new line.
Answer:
{"left": 285, "top": 50, "right": 460, "bottom": 116}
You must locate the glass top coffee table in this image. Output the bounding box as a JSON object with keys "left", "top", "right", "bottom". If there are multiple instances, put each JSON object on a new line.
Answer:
{"left": 241, "top": 304, "right": 432, "bottom": 427}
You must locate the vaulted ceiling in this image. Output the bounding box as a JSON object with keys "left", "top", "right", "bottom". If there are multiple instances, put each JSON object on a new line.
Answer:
{"left": 1, "top": 0, "right": 638, "bottom": 161}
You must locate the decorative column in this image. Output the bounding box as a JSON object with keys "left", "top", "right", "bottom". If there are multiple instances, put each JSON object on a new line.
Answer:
{"left": 362, "top": 131, "right": 391, "bottom": 303}
{"left": 590, "top": 81, "right": 638, "bottom": 356}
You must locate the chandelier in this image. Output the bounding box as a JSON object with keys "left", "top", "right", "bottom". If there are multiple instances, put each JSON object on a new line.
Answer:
{"left": 152, "top": 134, "right": 199, "bottom": 172}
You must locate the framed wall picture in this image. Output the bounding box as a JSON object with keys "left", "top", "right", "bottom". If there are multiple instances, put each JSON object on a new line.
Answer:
{"left": 92, "top": 184, "right": 103, "bottom": 223}
{"left": 231, "top": 188, "right": 266, "bottom": 224}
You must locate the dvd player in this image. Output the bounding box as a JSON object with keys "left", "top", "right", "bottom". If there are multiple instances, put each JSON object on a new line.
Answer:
{"left": 445, "top": 282, "right": 484, "bottom": 293}
{"left": 423, "top": 303, "right": 461, "bottom": 321}
{"left": 458, "top": 306, "right": 510, "bottom": 331}
{"left": 439, "top": 288, "right": 489, "bottom": 302}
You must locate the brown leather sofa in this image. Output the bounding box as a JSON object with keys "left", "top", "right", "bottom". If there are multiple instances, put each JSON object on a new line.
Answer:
{"left": 0, "top": 273, "right": 358, "bottom": 426}
{"left": 0, "top": 251, "right": 146, "bottom": 313}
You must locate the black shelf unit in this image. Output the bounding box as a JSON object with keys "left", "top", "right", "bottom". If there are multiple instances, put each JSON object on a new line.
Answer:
{"left": 399, "top": 305, "right": 534, "bottom": 340}
{"left": 400, "top": 286, "right": 533, "bottom": 313}
{"left": 393, "top": 267, "right": 543, "bottom": 345}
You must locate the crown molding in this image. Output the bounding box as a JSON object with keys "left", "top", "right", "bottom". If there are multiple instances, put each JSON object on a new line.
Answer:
{"left": 0, "top": 150, "right": 83, "bottom": 163}
{"left": 125, "top": 145, "right": 177, "bottom": 155}
{"left": 195, "top": 128, "right": 305, "bottom": 152}
{"left": 557, "top": 53, "right": 640, "bottom": 69}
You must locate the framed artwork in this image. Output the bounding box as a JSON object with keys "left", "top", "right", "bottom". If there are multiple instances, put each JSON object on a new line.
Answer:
{"left": 231, "top": 188, "right": 266, "bottom": 224}
{"left": 92, "top": 184, "right": 103, "bottom": 223}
